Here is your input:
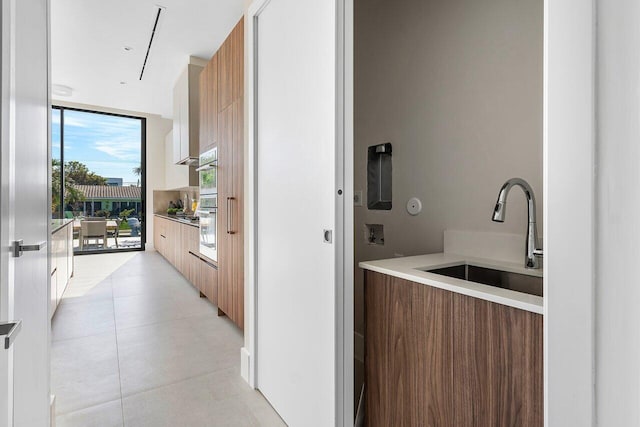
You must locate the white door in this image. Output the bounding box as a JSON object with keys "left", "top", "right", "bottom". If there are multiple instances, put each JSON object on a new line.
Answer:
{"left": 253, "top": 0, "right": 345, "bottom": 425}
{"left": 0, "top": 0, "right": 51, "bottom": 425}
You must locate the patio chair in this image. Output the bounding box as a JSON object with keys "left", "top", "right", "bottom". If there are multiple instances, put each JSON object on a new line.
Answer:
{"left": 80, "top": 220, "right": 107, "bottom": 250}
{"left": 107, "top": 218, "right": 122, "bottom": 248}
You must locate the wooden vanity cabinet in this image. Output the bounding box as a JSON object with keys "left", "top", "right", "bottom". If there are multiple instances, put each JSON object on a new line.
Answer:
{"left": 364, "top": 271, "right": 543, "bottom": 427}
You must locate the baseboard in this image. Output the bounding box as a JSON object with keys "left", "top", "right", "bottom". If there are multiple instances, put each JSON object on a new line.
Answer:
{"left": 240, "top": 347, "right": 251, "bottom": 385}
{"left": 354, "top": 331, "right": 364, "bottom": 363}
{"left": 50, "top": 394, "right": 56, "bottom": 427}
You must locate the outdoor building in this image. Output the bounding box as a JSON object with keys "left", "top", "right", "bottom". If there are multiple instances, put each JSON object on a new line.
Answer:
{"left": 67, "top": 184, "right": 142, "bottom": 218}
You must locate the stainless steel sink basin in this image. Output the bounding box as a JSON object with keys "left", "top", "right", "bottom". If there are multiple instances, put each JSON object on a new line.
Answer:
{"left": 420, "top": 264, "right": 543, "bottom": 297}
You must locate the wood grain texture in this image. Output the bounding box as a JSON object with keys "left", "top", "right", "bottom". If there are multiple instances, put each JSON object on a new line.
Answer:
{"left": 231, "top": 97, "right": 244, "bottom": 329}
{"left": 365, "top": 271, "right": 453, "bottom": 426}
{"left": 232, "top": 18, "right": 244, "bottom": 101}
{"left": 201, "top": 259, "right": 218, "bottom": 306}
{"left": 217, "top": 104, "right": 233, "bottom": 318}
{"left": 218, "top": 32, "right": 233, "bottom": 111}
{"left": 453, "top": 293, "right": 543, "bottom": 427}
{"left": 364, "top": 272, "right": 543, "bottom": 427}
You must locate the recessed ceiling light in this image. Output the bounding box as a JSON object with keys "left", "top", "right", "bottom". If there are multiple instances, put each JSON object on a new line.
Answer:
{"left": 123, "top": 46, "right": 133, "bottom": 52}
{"left": 52, "top": 84, "right": 73, "bottom": 97}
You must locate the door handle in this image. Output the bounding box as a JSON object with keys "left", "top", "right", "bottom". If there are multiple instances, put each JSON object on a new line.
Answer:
{"left": 0, "top": 320, "right": 22, "bottom": 349}
{"left": 12, "top": 240, "right": 46, "bottom": 258}
{"left": 227, "top": 197, "right": 235, "bottom": 234}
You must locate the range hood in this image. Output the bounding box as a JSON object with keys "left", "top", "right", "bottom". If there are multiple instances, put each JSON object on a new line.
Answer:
{"left": 177, "top": 156, "right": 199, "bottom": 166}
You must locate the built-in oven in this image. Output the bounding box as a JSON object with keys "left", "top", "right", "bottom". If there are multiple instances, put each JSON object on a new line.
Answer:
{"left": 197, "top": 195, "right": 217, "bottom": 262}
{"left": 196, "top": 148, "right": 217, "bottom": 196}
{"left": 197, "top": 148, "right": 218, "bottom": 261}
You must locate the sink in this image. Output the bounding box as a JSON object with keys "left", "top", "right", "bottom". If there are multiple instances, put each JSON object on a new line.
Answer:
{"left": 420, "top": 264, "right": 543, "bottom": 297}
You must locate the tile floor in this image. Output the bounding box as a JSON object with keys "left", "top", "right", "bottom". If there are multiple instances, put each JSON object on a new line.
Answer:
{"left": 51, "top": 251, "right": 285, "bottom": 427}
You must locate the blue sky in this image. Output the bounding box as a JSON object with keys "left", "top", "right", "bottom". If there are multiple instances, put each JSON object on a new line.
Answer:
{"left": 52, "top": 109, "right": 142, "bottom": 185}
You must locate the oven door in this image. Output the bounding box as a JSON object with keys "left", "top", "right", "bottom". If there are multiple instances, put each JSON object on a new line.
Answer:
{"left": 197, "top": 148, "right": 217, "bottom": 196}
{"left": 197, "top": 195, "right": 217, "bottom": 262}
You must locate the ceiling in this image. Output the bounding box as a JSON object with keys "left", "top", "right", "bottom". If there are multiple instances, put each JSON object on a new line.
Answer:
{"left": 51, "top": 0, "right": 244, "bottom": 118}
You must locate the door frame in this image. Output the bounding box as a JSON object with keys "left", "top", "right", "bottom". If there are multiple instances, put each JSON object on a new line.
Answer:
{"left": 244, "top": 0, "right": 596, "bottom": 425}
{"left": 543, "top": 0, "right": 595, "bottom": 425}
{"left": 244, "top": 0, "right": 354, "bottom": 425}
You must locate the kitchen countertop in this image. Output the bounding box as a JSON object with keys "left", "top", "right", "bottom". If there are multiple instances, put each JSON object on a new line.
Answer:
{"left": 154, "top": 213, "right": 199, "bottom": 228}
{"left": 359, "top": 253, "right": 543, "bottom": 314}
{"left": 51, "top": 219, "right": 74, "bottom": 234}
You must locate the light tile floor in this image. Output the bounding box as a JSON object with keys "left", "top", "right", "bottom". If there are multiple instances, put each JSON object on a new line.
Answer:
{"left": 52, "top": 251, "right": 285, "bottom": 427}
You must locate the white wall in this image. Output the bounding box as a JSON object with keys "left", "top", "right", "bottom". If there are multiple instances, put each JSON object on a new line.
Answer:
{"left": 53, "top": 101, "right": 171, "bottom": 249}
{"left": 595, "top": 0, "right": 640, "bottom": 424}
{"left": 354, "top": 0, "right": 542, "bottom": 336}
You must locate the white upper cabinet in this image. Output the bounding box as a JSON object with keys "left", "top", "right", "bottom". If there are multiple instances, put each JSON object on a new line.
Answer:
{"left": 172, "top": 62, "right": 204, "bottom": 165}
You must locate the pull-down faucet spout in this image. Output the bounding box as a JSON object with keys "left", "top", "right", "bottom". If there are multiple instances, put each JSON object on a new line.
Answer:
{"left": 492, "top": 178, "right": 543, "bottom": 269}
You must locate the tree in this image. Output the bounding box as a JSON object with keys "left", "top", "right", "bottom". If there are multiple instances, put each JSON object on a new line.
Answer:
{"left": 51, "top": 159, "right": 85, "bottom": 214}
{"left": 65, "top": 160, "right": 107, "bottom": 185}
{"left": 133, "top": 165, "right": 142, "bottom": 187}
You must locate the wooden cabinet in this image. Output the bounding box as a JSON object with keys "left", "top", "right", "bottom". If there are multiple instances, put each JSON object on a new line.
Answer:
{"left": 153, "top": 215, "right": 167, "bottom": 257}
{"left": 365, "top": 272, "right": 453, "bottom": 425}
{"left": 452, "top": 292, "right": 543, "bottom": 426}
{"left": 173, "top": 63, "right": 203, "bottom": 165}
{"left": 364, "top": 271, "right": 543, "bottom": 427}
{"left": 153, "top": 215, "right": 219, "bottom": 307}
{"left": 199, "top": 17, "right": 244, "bottom": 330}
{"left": 200, "top": 53, "right": 219, "bottom": 153}
{"left": 200, "top": 258, "right": 218, "bottom": 305}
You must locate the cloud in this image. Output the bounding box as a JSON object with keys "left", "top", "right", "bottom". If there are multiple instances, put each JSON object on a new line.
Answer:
{"left": 94, "top": 140, "right": 140, "bottom": 161}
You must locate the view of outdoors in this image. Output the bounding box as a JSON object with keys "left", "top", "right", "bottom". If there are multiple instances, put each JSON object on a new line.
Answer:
{"left": 52, "top": 107, "right": 145, "bottom": 253}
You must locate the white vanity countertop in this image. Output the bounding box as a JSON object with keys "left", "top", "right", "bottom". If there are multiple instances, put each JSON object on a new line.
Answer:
{"left": 359, "top": 253, "right": 543, "bottom": 315}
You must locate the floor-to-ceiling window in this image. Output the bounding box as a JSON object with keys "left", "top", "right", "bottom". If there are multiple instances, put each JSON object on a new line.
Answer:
{"left": 52, "top": 106, "right": 146, "bottom": 254}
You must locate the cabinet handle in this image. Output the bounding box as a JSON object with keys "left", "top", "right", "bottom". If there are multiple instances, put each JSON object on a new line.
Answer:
{"left": 227, "top": 197, "right": 235, "bottom": 234}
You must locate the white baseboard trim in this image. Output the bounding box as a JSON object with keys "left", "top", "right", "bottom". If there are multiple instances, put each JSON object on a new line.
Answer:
{"left": 50, "top": 394, "right": 56, "bottom": 427}
{"left": 354, "top": 331, "right": 364, "bottom": 363}
{"left": 240, "top": 347, "right": 251, "bottom": 385}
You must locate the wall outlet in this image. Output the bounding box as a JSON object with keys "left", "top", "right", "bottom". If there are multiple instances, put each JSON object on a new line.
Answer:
{"left": 354, "top": 190, "right": 363, "bottom": 207}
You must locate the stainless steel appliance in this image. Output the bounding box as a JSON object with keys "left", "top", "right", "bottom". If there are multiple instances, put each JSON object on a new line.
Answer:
{"left": 197, "top": 195, "right": 217, "bottom": 261}
{"left": 196, "top": 148, "right": 217, "bottom": 196}
{"left": 197, "top": 148, "right": 218, "bottom": 261}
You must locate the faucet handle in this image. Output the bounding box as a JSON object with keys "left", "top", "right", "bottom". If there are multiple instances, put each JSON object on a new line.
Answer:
{"left": 533, "top": 248, "right": 544, "bottom": 257}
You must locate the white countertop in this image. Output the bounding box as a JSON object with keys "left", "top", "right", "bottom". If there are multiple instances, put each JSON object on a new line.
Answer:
{"left": 359, "top": 253, "right": 543, "bottom": 314}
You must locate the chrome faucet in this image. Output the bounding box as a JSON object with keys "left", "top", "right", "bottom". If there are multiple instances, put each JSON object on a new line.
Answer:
{"left": 492, "top": 178, "right": 543, "bottom": 269}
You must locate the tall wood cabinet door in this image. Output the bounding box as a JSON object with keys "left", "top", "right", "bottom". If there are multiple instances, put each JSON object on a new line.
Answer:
{"left": 209, "top": 54, "right": 219, "bottom": 149}
{"left": 217, "top": 105, "right": 233, "bottom": 317}
{"left": 452, "top": 294, "right": 543, "bottom": 427}
{"left": 232, "top": 18, "right": 244, "bottom": 101}
{"left": 218, "top": 36, "right": 233, "bottom": 111}
{"left": 231, "top": 98, "right": 244, "bottom": 329}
